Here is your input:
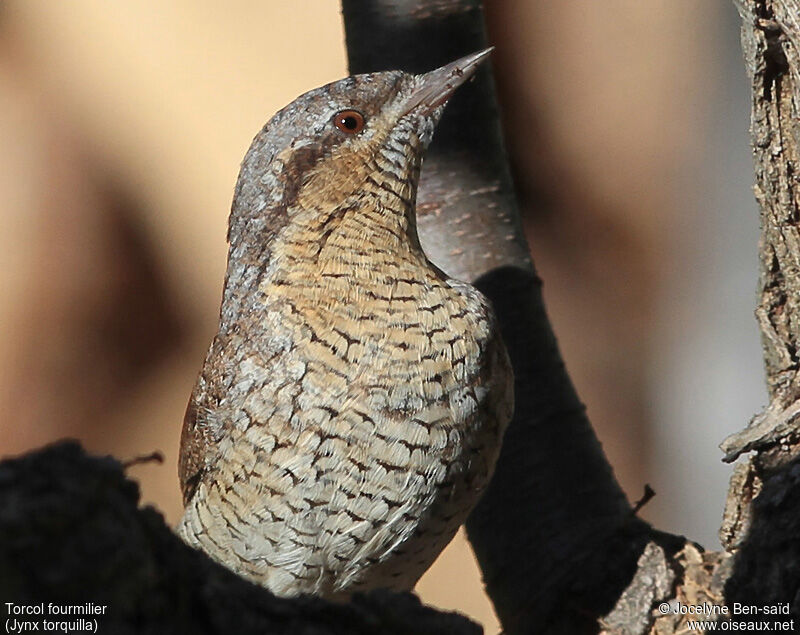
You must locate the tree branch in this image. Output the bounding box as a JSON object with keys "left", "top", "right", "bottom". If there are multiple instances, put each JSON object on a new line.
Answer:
{"left": 341, "top": 2, "right": 685, "bottom": 633}
{"left": 0, "top": 441, "right": 479, "bottom": 635}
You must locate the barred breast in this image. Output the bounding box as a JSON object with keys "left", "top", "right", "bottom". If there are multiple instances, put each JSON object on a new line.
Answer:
{"left": 178, "top": 191, "right": 511, "bottom": 598}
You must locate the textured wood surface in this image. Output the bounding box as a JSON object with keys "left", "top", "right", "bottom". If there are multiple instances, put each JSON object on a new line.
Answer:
{"left": 0, "top": 441, "right": 480, "bottom": 635}
{"left": 722, "top": 0, "right": 800, "bottom": 620}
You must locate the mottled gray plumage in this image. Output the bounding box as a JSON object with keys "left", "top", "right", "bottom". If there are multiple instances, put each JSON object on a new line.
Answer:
{"left": 177, "top": 50, "right": 512, "bottom": 599}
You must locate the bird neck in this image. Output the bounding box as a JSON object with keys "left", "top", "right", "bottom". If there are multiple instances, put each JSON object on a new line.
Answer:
{"left": 220, "top": 162, "right": 428, "bottom": 327}
{"left": 270, "top": 176, "right": 426, "bottom": 291}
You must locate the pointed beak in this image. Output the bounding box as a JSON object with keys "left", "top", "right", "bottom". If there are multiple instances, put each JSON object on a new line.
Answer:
{"left": 402, "top": 48, "right": 493, "bottom": 116}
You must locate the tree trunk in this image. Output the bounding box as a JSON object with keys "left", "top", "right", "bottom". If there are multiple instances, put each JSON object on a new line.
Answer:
{"left": 719, "top": 0, "right": 800, "bottom": 620}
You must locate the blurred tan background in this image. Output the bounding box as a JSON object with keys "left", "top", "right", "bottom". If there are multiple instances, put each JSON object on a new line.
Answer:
{"left": 0, "top": 2, "right": 765, "bottom": 632}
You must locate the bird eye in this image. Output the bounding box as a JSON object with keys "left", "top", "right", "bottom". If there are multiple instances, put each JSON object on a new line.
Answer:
{"left": 333, "top": 110, "right": 365, "bottom": 134}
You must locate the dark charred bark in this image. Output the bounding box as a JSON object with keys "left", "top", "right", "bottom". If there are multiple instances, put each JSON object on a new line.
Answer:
{"left": 0, "top": 441, "right": 479, "bottom": 635}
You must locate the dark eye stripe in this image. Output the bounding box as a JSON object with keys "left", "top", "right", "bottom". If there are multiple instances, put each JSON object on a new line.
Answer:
{"left": 333, "top": 110, "right": 365, "bottom": 134}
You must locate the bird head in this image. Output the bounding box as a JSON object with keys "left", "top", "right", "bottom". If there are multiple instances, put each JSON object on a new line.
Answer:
{"left": 227, "top": 49, "right": 492, "bottom": 254}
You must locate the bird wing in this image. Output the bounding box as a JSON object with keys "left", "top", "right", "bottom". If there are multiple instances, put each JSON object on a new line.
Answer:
{"left": 179, "top": 335, "right": 229, "bottom": 505}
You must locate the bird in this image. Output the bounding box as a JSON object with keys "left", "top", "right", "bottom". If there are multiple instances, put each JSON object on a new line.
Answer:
{"left": 176, "top": 48, "right": 513, "bottom": 600}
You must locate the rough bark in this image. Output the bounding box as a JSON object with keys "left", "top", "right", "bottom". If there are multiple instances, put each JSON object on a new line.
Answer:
{"left": 0, "top": 441, "right": 479, "bottom": 635}
{"left": 721, "top": 0, "right": 800, "bottom": 616}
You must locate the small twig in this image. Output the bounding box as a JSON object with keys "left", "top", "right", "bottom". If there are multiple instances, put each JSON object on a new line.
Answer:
{"left": 721, "top": 396, "right": 800, "bottom": 463}
{"left": 122, "top": 451, "right": 164, "bottom": 469}
{"left": 632, "top": 484, "right": 656, "bottom": 515}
